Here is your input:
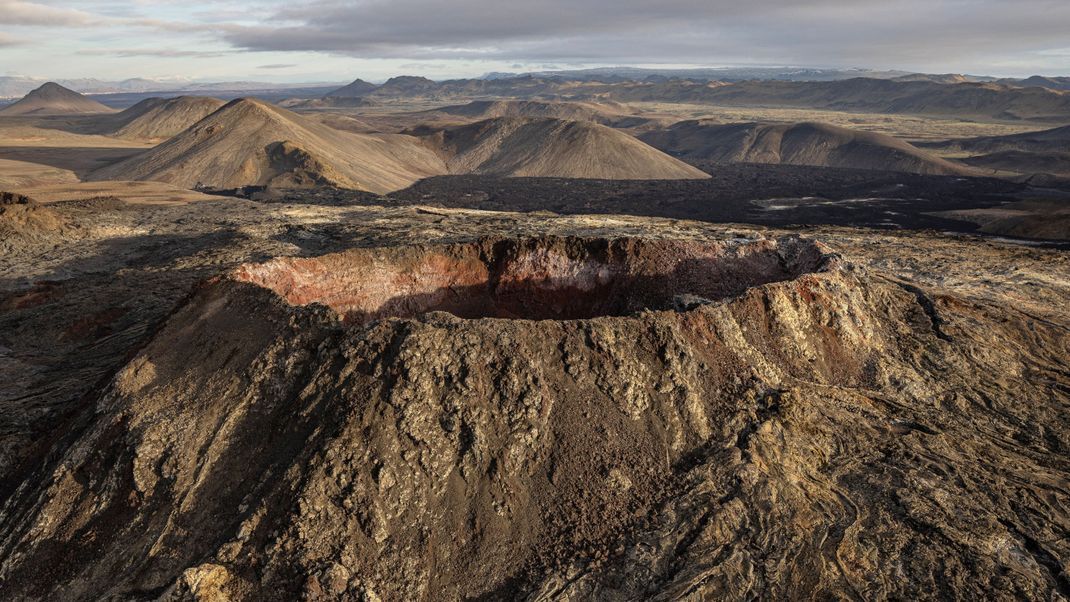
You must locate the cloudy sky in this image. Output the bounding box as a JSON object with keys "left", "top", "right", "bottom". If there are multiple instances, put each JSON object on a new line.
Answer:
{"left": 2, "top": 0, "right": 1069, "bottom": 82}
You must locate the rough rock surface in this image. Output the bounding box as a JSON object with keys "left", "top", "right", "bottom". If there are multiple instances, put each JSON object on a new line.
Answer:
{"left": 0, "top": 233, "right": 1066, "bottom": 600}
{"left": 0, "top": 191, "right": 71, "bottom": 247}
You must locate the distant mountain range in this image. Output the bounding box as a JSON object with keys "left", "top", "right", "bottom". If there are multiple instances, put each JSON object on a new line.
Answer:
{"left": 310, "top": 76, "right": 1070, "bottom": 122}
{"left": 482, "top": 66, "right": 923, "bottom": 82}
{"left": 0, "top": 76, "right": 347, "bottom": 99}
{"left": 5, "top": 67, "right": 1068, "bottom": 101}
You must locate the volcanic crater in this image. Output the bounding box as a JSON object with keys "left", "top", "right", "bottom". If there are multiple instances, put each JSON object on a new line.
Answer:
{"left": 230, "top": 235, "right": 835, "bottom": 323}
{"left": 7, "top": 231, "right": 1066, "bottom": 601}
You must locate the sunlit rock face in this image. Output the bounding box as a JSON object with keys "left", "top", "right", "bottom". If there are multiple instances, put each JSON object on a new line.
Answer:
{"left": 231, "top": 235, "right": 832, "bottom": 322}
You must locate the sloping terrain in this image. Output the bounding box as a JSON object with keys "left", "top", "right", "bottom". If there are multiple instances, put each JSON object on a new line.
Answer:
{"left": 105, "top": 96, "right": 226, "bottom": 140}
{"left": 325, "top": 78, "right": 379, "bottom": 98}
{"left": 0, "top": 82, "right": 115, "bottom": 116}
{"left": 892, "top": 73, "right": 975, "bottom": 84}
{"left": 91, "top": 98, "right": 447, "bottom": 193}
{"left": 280, "top": 97, "right": 379, "bottom": 110}
{"left": 921, "top": 125, "right": 1070, "bottom": 175}
{"left": 0, "top": 191, "right": 71, "bottom": 246}
{"left": 421, "top": 117, "right": 710, "bottom": 179}
{"left": 934, "top": 199, "right": 1070, "bottom": 239}
{"left": 962, "top": 150, "right": 1070, "bottom": 176}
{"left": 924, "top": 124, "right": 1070, "bottom": 154}
{"left": 368, "top": 76, "right": 439, "bottom": 98}
{"left": 321, "top": 76, "right": 1070, "bottom": 122}
{"left": 590, "top": 78, "right": 1070, "bottom": 121}
{"left": 431, "top": 99, "right": 632, "bottom": 124}
{"left": 640, "top": 121, "right": 974, "bottom": 175}
{"left": 0, "top": 233, "right": 1066, "bottom": 600}
{"left": 1011, "top": 76, "right": 1070, "bottom": 91}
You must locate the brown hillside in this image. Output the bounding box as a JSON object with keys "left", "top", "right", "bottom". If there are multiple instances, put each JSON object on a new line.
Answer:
{"left": 91, "top": 98, "right": 447, "bottom": 193}
{"left": 924, "top": 124, "right": 1070, "bottom": 154}
{"left": 325, "top": 78, "right": 379, "bottom": 98}
{"left": 433, "top": 99, "right": 631, "bottom": 123}
{"left": 108, "top": 96, "right": 226, "bottom": 140}
{"left": 424, "top": 117, "right": 710, "bottom": 180}
{"left": 962, "top": 150, "right": 1070, "bottom": 176}
{"left": 572, "top": 78, "right": 1070, "bottom": 121}
{"left": 0, "top": 82, "right": 115, "bottom": 116}
{"left": 640, "top": 121, "right": 976, "bottom": 175}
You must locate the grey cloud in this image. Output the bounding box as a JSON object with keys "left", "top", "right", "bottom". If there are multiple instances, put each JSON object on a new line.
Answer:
{"left": 216, "top": 0, "right": 1070, "bottom": 70}
{"left": 258, "top": 63, "right": 297, "bottom": 69}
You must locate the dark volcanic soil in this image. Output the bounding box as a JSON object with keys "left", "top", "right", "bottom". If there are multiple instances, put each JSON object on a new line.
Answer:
{"left": 236, "top": 164, "right": 1070, "bottom": 239}
{"left": 384, "top": 167, "right": 1046, "bottom": 233}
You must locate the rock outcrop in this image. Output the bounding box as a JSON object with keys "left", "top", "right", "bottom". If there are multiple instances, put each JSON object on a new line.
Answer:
{"left": 0, "top": 235, "right": 1066, "bottom": 600}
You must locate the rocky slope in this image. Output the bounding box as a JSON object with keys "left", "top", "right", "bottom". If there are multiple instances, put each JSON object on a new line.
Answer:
{"left": 106, "top": 96, "right": 226, "bottom": 140}
{"left": 924, "top": 124, "right": 1070, "bottom": 155}
{"left": 325, "top": 78, "right": 379, "bottom": 98}
{"left": 0, "top": 191, "right": 71, "bottom": 247}
{"left": 90, "top": 98, "right": 447, "bottom": 193}
{"left": 640, "top": 121, "right": 976, "bottom": 175}
{"left": 921, "top": 125, "right": 1070, "bottom": 176}
{"left": 0, "top": 232, "right": 1066, "bottom": 600}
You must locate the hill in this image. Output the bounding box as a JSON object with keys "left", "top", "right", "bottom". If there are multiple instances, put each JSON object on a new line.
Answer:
{"left": 961, "top": 150, "right": 1070, "bottom": 176}
{"left": 91, "top": 98, "right": 446, "bottom": 193}
{"left": 368, "top": 75, "right": 438, "bottom": 98}
{"left": 662, "top": 79, "right": 1070, "bottom": 121}
{"left": 426, "top": 99, "right": 648, "bottom": 128}
{"left": 325, "top": 78, "right": 379, "bottom": 98}
{"left": 420, "top": 117, "right": 710, "bottom": 179}
{"left": 300, "top": 76, "right": 1070, "bottom": 122}
{"left": 435, "top": 99, "right": 625, "bottom": 120}
{"left": 0, "top": 82, "right": 115, "bottom": 116}
{"left": 923, "top": 124, "right": 1070, "bottom": 154}
{"left": 1010, "top": 76, "right": 1070, "bottom": 91}
{"left": 891, "top": 73, "right": 977, "bottom": 84}
{"left": 279, "top": 96, "right": 378, "bottom": 109}
{"left": 922, "top": 124, "right": 1070, "bottom": 176}
{"left": 105, "top": 96, "right": 226, "bottom": 140}
{"left": 640, "top": 121, "right": 974, "bottom": 175}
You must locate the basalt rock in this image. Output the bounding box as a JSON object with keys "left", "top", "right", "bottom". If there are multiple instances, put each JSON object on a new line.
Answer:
{"left": 0, "top": 235, "right": 1066, "bottom": 600}
{"left": 0, "top": 191, "right": 70, "bottom": 245}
